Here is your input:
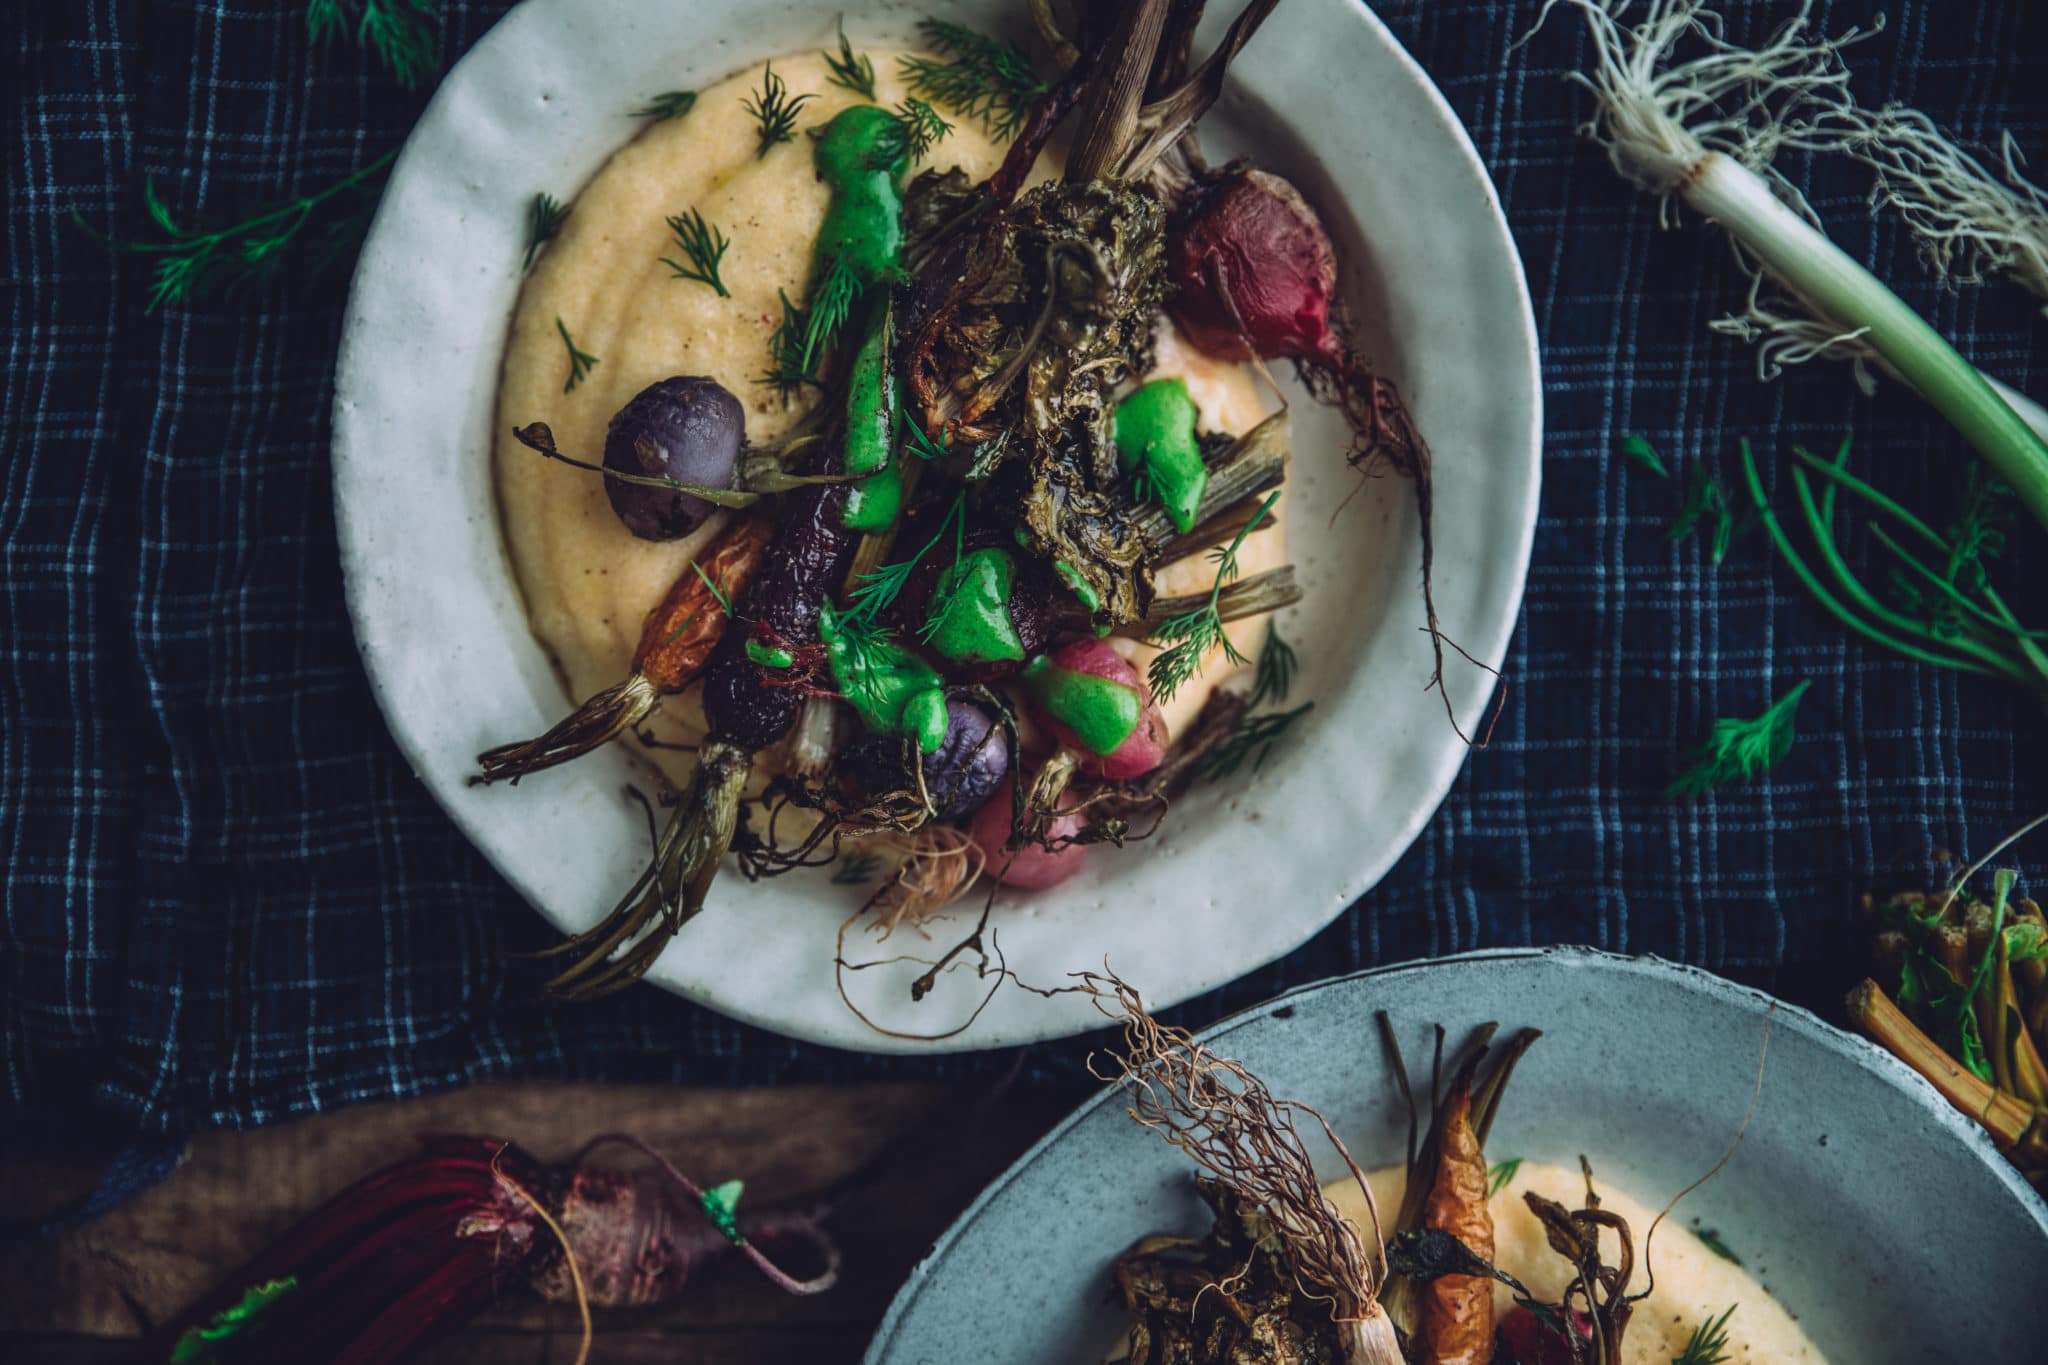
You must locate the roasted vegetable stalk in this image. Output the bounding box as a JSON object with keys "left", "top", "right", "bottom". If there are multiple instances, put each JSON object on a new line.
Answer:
{"left": 1418, "top": 1086, "right": 1493, "bottom": 1365}
{"left": 474, "top": 515, "right": 774, "bottom": 785}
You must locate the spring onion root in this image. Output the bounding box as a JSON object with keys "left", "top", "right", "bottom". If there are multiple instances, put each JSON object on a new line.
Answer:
{"left": 1545, "top": 0, "right": 2048, "bottom": 537}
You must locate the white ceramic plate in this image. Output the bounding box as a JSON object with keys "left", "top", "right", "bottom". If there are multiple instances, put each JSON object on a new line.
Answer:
{"left": 332, "top": 1, "right": 1540, "bottom": 1049}
{"left": 865, "top": 949, "right": 2048, "bottom": 1362}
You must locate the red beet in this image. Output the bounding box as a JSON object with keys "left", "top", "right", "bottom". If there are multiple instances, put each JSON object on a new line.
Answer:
{"left": 148, "top": 1135, "right": 838, "bottom": 1365}
{"left": 1497, "top": 1303, "right": 1595, "bottom": 1365}
{"left": 1168, "top": 169, "right": 1341, "bottom": 369}
{"left": 968, "top": 784, "right": 1089, "bottom": 890}
{"left": 1169, "top": 168, "right": 1488, "bottom": 743}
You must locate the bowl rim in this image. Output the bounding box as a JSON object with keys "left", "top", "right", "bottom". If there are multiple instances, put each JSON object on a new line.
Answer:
{"left": 331, "top": 0, "right": 1544, "bottom": 1050}
{"left": 863, "top": 946, "right": 2048, "bottom": 1361}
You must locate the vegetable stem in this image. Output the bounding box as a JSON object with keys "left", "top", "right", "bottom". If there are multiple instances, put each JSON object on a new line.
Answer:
{"left": 1687, "top": 155, "right": 2048, "bottom": 535}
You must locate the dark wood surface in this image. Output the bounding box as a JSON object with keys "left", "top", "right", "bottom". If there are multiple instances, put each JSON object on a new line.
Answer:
{"left": 1, "top": 1075, "right": 1085, "bottom": 1362}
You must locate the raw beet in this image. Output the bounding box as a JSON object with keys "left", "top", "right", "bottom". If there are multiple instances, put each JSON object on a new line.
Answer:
{"left": 846, "top": 700, "right": 1009, "bottom": 821}
{"left": 1166, "top": 169, "right": 1340, "bottom": 368}
{"left": 603, "top": 376, "right": 745, "bottom": 540}
{"left": 967, "top": 784, "right": 1087, "bottom": 890}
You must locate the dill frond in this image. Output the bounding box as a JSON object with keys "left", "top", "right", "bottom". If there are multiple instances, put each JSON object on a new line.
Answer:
{"left": 844, "top": 493, "right": 966, "bottom": 629}
{"left": 1194, "top": 703, "right": 1312, "bottom": 782}
{"left": 892, "top": 97, "right": 954, "bottom": 162}
{"left": 661, "top": 208, "right": 731, "bottom": 297}
{"left": 82, "top": 151, "right": 394, "bottom": 311}
{"left": 1248, "top": 620, "right": 1297, "bottom": 709}
{"left": 522, "top": 192, "right": 568, "bottom": 273}
{"left": 801, "top": 254, "right": 862, "bottom": 371}
{"left": 1665, "top": 680, "right": 1811, "bottom": 799}
{"left": 758, "top": 288, "right": 816, "bottom": 400}
{"left": 1485, "top": 1158, "right": 1522, "bottom": 1197}
{"left": 1619, "top": 432, "right": 1669, "bottom": 478}
{"left": 742, "top": 62, "right": 815, "bottom": 159}
{"left": 633, "top": 89, "right": 697, "bottom": 122}
{"left": 899, "top": 19, "right": 1047, "bottom": 141}
{"left": 691, "top": 561, "right": 734, "bottom": 617}
{"left": 555, "top": 317, "right": 599, "bottom": 394}
{"left": 1146, "top": 491, "right": 1279, "bottom": 703}
{"left": 823, "top": 20, "right": 877, "bottom": 100}
{"left": 307, "top": 0, "right": 439, "bottom": 89}
{"left": 1673, "top": 1304, "right": 1737, "bottom": 1365}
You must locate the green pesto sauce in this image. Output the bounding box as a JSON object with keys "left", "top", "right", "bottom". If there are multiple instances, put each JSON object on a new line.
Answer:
{"left": 841, "top": 458, "right": 904, "bottom": 532}
{"left": 1114, "top": 377, "right": 1208, "bottom": 534}
{"left": 812, "top": 106, "right": 908, "bottom": 289}
{"left": 843, "top": 309, "right": 896, "bottom": 478}
{"left": 744, "top": 638, "right": 794, "bottom": 669}
{"left": 1052, "top": 559, "right": 1101, "bottom": 613}
{"left": 820, "top": 605, "right": 948, "bottom": 752}
{"left": 924, "top": 548, "right": 1023, "bottom": 664}
{"left": 1021, "top": 655, "right": 1140, "bottom": 757}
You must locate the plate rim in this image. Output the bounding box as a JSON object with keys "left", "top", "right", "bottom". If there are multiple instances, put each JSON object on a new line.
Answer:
{"left": 862, "top": 946, "right": 2048, "bottom": 1361}
{"left": 331, "top": 0, "right": 1544, "bottom": 1050}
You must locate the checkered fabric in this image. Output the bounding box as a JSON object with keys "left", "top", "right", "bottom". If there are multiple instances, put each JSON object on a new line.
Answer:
{"left": 6, "top": 0, "right": 2045, "bottom": 1138}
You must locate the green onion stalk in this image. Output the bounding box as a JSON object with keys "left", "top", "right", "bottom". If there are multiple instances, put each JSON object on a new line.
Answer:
{"left": 1544, "top": 0, "right": 2048, "bottom": 536}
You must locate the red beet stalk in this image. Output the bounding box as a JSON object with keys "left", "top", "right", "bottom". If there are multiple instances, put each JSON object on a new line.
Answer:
{"left": 145, "top": 1135, "right": 838, "bottom": 1365}
{"left": 1168, "top": 169, "right": 1494, "bottom": 742}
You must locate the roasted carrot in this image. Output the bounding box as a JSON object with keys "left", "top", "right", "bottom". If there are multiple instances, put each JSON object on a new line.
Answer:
{"left": 1418, "top": 1084, "right": 1494, "bottom": 1365}
{"left": 474, "top": 515, "right": 773, "bottom": 785}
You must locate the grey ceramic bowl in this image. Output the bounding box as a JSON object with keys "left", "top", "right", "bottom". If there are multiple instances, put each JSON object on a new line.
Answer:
{"left": 865, "top": 949, "right": 2048, "bottom": 1363}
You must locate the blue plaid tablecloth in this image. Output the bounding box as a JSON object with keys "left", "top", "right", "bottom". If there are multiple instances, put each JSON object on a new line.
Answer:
{"left": 6, "top": 0, "right": 2046, "bottom": 1141}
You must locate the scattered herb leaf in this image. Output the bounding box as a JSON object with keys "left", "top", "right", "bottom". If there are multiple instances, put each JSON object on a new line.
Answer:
{"left": 1486, "top": 1157, "right": 1522, "bottom": 1197}
{"left": 1665, "top": 679, "right": 1812, "bottom": 800}
{"left": 905, "top": 420, "right": 950, "bottom": 462}
{"left": 1673, "top": 1304, "right": 1737, "bottom": 1365}
{"left": 1148, "top": 491, "right": 1280, "bottom": 703}
{"left": 742, "top": 62, "right": 815, "bottom": 159}
{"left": 759, "top": 288, "right": 816, "bottom": 400}
{"left": 1619, "top": 433, "right": 1670, "bottom": 478}
{"left": 1195, "top": 703, "right": 1313, "bottom": 783}
{"left": 843, "top": 493, "right": 968, "bottom": 629}
{"left": 522, "top": 192, "right": 568, "bottom": 273}
{"left": 555, "top": 317, "right": 599, "bottom": 394}
{"left": 1248, "top": 620, "right": 1297, "bottom": 709}
{"left": 634, "top": 89, "right": 698, "bottom": 122}
{"left": 1666, "top": 462, "right": 1747, "bottom": 564}
{"left": 80, "top": 152, "right": 394, "bottom": 311}
{"left": 171, "top": 1277, "right": 297, "bottom": 1364}
{"left": 898, "top": 19, "right": 1048, "bottom": 141}
{"left": 893, "top": 97, "right": 955, "bottom": 162}
{"left": 801, "top": 254, "right": 862, "bottom": 372}
{"left": 307, "top": 1, "right": 438, "bottom": 89}
{"left": 692, "top": 561, "right": 734, "bottom": 617}
{"left": 1692, "top": 1225, "right": 1743, "bottom": 1265}
{"left": 832, "top": 851, "right": 883, "bottom": 885}
{"left": 823, "top": 20, "right": 877, "bottom": 100}
{"left": 662, "top": 208, "right": 732, "bottom": 297}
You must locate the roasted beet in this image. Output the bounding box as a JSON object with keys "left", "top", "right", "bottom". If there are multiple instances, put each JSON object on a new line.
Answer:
{"left": 1022, "top": 639, "right": 1168, "bottom": 780}
{"left": 967, "top": 785, "right": 1087, "bottom": 890}
{"left": 603, "top": 376, "right": 745, "bottom": 540}
{"left": 846, "top": 700, "right": 1009, "bottom": 821}
{"left": 1166, "top": 169, "right": 1340, "bottom": 367}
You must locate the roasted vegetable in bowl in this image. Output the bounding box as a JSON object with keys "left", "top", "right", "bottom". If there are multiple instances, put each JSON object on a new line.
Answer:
{"left": 481, "top": 2, "right": 1463, "bottom": 1006}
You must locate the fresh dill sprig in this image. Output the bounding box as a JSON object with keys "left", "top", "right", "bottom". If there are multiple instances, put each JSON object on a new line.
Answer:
{"left": 844, "top": 493, "right": 967, "bottom": 629}
{"left": 661, "top": 208, "right": 731, "bottom": 297}
{"left": 1148, "top": 491, "right": 1281, "bottom": 703}
{"left": 831, "top": 850, "right": 883, "bottom": 885}
{"left": 1485, "top": 1158, "right": 1522, "bottom": 1198}
{"left": 1666, "top": 461, "right": 1749, "bottom": 564}
{"left": 555, "top": 317, "right": 599, "bottom": 394}
{"left": 1692, "top": 1225, "right": 1743, "bottom": 1265}
{"left": 1673, "top": 1304, "right": 1737, "bottom": 1365}
{"left": 801, "top": 255, "right": 862, "bottom": 371}
{"left": 893, "top": 97, "right": 955, "bottom": 162}
{"left": 742, "top": 62, "right": 815, "bottom": 160}
{"left": 81, "top": 151, "right": 395, "bottom": 312}
{"left": 905, "top": 420, "right": 950, "bottom": 462}
{"left": 1248, "top": 620, "right": 1298, "bottom": 709}
{"left": 899, "top": 19, "right": 1048, "bottom": 141}
{"left": 633, "top": 89, "right": 698, "bottom": 122}
{"left": 307, "top": 0, "right": 439, "bottom": 89}
{"left": 823, "top": 20, "right": 877, "bottom": 100}
{"left": 1665, "top": 679, "right": 1811, "bottom": 800}
{"left": 1195, "top": 703, "right": 1313, "bottom": 782}
{"left": 1619, "top": 433, "right": 1670, "bottom": 478}
{"left": 758, "top": 288, "right": 816, "bottom": 400}
{"left": 692, "top": 561, "right": 734, "bottom": 617}
{"left": 522, "top": 192, "right": 568, "bottom": 274}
